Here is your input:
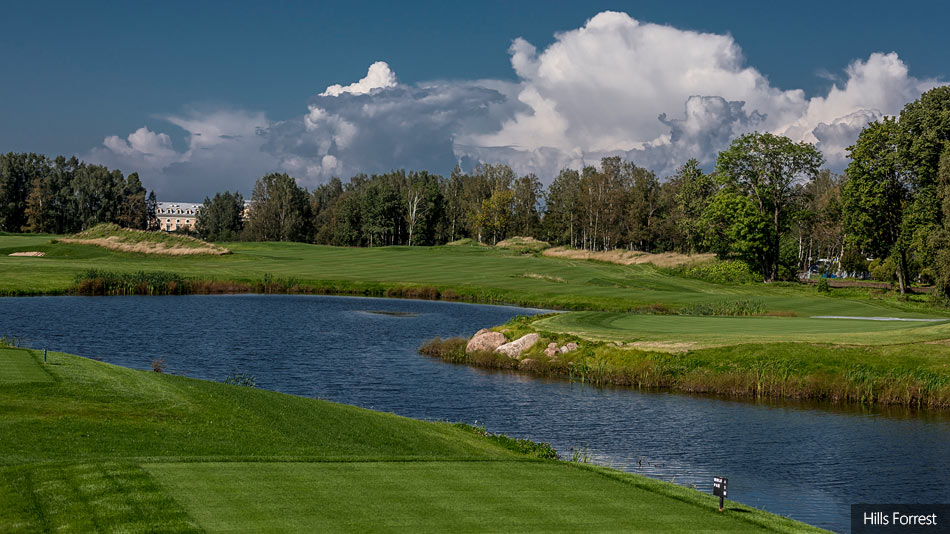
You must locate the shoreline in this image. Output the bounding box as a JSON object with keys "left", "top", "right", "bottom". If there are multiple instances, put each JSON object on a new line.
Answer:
{"left": 420, "top": 316, "right": 950, "bottom": 410}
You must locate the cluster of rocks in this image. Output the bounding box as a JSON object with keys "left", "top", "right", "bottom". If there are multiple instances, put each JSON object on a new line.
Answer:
{"left": 465, "top": 328, "right": 578, "bottom": 360}
{"left": 543, "top": 342, "right": 578, "bottom": 359}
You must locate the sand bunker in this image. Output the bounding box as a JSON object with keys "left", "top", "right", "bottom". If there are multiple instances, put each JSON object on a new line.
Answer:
{"left": 8, "top": 251, "right": 45, "bottom": 257}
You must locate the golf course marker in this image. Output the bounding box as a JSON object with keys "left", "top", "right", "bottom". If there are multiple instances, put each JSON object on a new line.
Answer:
{"left": 713, "top": 476, "right": 728, "bottom": 511}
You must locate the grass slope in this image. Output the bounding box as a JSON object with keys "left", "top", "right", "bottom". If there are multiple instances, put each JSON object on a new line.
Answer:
{"left": 0, "top": 347, "right": 824, "bottom": 533}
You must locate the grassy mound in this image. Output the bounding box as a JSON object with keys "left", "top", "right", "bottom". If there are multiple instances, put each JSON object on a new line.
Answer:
{"left": 0, "top": 346, "right": 824, "bottom": 532}
{"left": 445, "top": 237, "right": 488, "bottom": 247}
{"left": 495, "top": 236, "right": 551, "bottom": 253}
{"left": 543, "top": 246, "right": 714, "bottom": 268}
{"left": 57, "top": 223, "right": 229, "bottom": 255}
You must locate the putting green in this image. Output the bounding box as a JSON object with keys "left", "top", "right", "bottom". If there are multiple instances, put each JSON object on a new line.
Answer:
{"left": 534, "top": 312, "right": 950, "bottom": 346}
{"left": 0, "top": 348, "right": 52, "bottom": 384}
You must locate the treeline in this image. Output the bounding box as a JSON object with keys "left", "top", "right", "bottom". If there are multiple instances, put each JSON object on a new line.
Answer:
{"left": 0, "top": 153, "right": 156, "bottom": 234}
{"left": 201, "top": 143, "right": 829, "bottom": 284}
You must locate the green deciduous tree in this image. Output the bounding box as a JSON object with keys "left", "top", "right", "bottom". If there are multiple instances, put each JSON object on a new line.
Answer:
{"left": 701, "top": 191, "right": 770, "bottom": 273}
{"left": 196, "top": 191, "right": 245, "bottom": 241}
{"left": 715, "top": 132, "right": 823, "bottom": 281}
{"left": 842, "top": 118, "right": 911, "bottom": 291}
{"left": 245, "top": 173, "right": 311, "bottom": 242}
{"left": 672, "top": 159, "right": 716, "bottom": 254}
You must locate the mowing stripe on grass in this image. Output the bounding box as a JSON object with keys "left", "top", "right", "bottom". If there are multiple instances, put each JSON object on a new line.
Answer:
{"left": 0, "top": 348, "right": 52, "bottom": 384}
{"left": 0, "top": 462, "right": 201, "bottom": 533}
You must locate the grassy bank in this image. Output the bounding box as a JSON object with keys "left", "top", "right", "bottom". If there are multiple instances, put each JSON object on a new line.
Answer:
{"left": 0, "top": 346, "right": 824, "bottom": 532}
{"left": 421, "top": 316, "right": 950, "bottom": 409}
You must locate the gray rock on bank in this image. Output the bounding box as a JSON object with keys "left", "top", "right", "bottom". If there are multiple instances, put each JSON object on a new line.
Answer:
{"left": 495, "top": 333, "right": 540, "bottom": 359}
{"left": 544, "top": 341, "right": 579, "bottom": 358}
{"left": 466, "top": 328, "right": 507, "bottom": 353}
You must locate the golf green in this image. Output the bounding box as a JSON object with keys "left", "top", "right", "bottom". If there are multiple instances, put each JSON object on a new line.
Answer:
{"left": 534, "top": 312, "right": 950, "bottom": 346}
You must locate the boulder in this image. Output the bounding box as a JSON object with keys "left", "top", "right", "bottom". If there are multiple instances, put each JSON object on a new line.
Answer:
{"left": 544, "top": 343, "right": 560, "bottom": 358}
{"left": 466, "top": 329, "right": 507, "bottom": 353}
{"left": 495, "top": 333, "right": 540, "bottom": 359}
{"left": 560, "top": 342, "right": 579, "bottom": 353}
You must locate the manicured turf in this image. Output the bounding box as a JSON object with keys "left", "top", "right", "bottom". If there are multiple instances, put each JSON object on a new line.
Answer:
{"left": 0, "top": 348, "right": 52, "bottom": 384}
{"left": 0, "top": 234, "right": 940, "bottom": 319}
{"left": 147, "top": 461, "right": 786, "bottom": 533}
{"left": 0, "top": 347, "right": 824, "bottom": 532}
{"left": 535, "top": 312, "right": 950, "bottom": 346}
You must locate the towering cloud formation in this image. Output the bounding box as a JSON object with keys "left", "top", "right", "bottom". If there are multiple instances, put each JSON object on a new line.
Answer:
{"left": 90, "top": 11, "right": 944, "bottom": 199}
{"left": 319, "top": 61, "right": 398, "bottom": 97}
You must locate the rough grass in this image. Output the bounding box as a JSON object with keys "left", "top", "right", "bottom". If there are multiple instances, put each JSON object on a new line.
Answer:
{"left": 0, "top": 347, "right": 824, "bottom": 533}
{"left": 543, "top": 246, "right": 715, "bottom": 268}
{"left": 57, "top": 223, "right": 229, "bottom": 255}
{"left": 496, "top": 236, "right": 551, "bottom": 253}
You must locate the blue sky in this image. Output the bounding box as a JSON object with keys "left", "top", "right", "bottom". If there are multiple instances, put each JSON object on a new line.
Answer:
{"left": 2, "top": 1, "right": 947, "bottom": 199}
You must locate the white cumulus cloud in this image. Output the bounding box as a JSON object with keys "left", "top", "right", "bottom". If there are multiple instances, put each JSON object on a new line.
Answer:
{"left": 88, "top": 109, "right": 278, "bottom": 200}
{"left": 88, "top": 11, "right": 947, "bottom": 199}
{"left": 320, "top": 61, "right": 398, "bottom": 97}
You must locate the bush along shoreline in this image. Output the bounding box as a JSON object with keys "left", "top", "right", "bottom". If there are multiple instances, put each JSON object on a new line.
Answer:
{"left": 420, "top": 317, "right": 950, "bottom": 410}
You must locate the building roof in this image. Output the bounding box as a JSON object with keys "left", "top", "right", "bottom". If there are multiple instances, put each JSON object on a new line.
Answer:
{"left": 157, "top": 202, "right": 202, "bottom": 216}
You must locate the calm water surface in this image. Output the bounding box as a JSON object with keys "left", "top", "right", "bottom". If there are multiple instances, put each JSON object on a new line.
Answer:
{"left": 2, "top": 294, "right": 948, "bottom": 533}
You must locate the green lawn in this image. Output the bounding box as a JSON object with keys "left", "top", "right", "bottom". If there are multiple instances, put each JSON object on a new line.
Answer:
{"left": 0, "top": 347, "right": 824, "bottom": 533}
{"left": 534, "top": 312, "right": 950, "bottom": 346}
{"left": 147, "top": 461, "right": 787, "bottom": 533}
{"left": 0, "top": 348, "right": 52, "bottom": 384}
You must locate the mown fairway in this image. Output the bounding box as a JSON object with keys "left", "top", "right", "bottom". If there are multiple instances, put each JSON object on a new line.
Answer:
{"left": 0, "top": 234, "right": 939, "bottom": 319}
{"left": 0, "top": 347, "right": 824, "bottom": 532}
{"left": 535, "top": 312, "right": 950, "bottom": 346}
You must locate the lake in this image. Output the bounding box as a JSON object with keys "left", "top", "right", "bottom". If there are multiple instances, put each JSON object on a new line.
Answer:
{"left": 3, "top": 294, "right": 948, "bottom": 533}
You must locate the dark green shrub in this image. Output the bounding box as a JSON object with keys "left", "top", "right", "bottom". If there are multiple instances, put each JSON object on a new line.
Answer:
{"left": 681, "top": 259, "right": 763, "bottom": 284}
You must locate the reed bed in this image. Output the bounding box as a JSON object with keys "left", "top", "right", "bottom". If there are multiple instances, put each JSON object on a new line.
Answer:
{"left": 70, "top": 269, "right": 472, "bottom": 302}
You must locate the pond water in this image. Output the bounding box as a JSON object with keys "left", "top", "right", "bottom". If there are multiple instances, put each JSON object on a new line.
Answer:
{"left": 2, "top": 294, "right": 948, "bottom": 533}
